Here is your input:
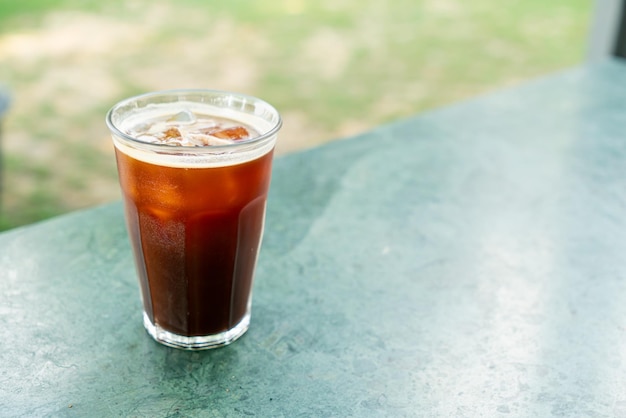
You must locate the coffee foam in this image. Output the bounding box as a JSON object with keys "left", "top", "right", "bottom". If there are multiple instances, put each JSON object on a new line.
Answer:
{"left": 112, "top": 102, "right": 276, "bottom": 168}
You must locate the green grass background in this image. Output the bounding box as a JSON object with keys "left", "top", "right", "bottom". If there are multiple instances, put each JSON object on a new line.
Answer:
{"left": 0, "top": 0, "right": 592, "bottom": 230}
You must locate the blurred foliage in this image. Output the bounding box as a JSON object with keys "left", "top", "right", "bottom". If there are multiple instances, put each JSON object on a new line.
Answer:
{"left": 0, "top": 0, "right": 591, "bottom": 230}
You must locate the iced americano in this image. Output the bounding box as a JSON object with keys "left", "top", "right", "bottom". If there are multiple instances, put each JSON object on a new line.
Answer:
{"left": 107, "top": 90, "right": 281, "bottom": 349}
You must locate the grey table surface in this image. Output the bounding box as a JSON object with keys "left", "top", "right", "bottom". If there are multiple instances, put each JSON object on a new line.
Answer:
{"left": 3, "top": 59, "right": 626, "bottom": 417}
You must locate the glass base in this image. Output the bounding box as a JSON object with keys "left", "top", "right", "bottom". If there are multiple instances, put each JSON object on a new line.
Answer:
{"left": 143, "top": 312, "right": 250, "bottom": 350}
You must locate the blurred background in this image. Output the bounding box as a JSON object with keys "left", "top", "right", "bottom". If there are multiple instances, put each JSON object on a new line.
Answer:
{"left": 0, "top": 0, "right": 591, "bottom": 230}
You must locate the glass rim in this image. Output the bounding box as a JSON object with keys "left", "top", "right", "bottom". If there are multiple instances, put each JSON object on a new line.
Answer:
{"left": 105, "top": 88, "right": 282, "bottom": 153}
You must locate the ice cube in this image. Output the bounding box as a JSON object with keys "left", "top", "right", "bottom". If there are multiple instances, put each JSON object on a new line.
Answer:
{"left": 180, "top": 132, "right": 208, "bottom": 146}
{"left": 210, "top": 126, "right": 250, "bottom": 140}
{"left": 127, "top": 122, "right": 151, "bottom": 136}
{"left": 181, "top": 132, "right": 234, "bottom": 146}
{"left": 162, "top": 127, "right": 182, "bottom": 140}
{"left": 146, "top": 121, "right": 168, "bottom": 135}
{"left": 167, "top": 110, "right": 196, "bottom": 124}
{"left": 136, "top": 134, "right": 160, "bottom": 144}
{"left": 155, "top": 127, "right": 185, "bottom": 145}
{"left": 194, "top": 121, "right": 219, "bottom": 133}
{"left": 203, "top": 135, "right": 234, "bottom": 146}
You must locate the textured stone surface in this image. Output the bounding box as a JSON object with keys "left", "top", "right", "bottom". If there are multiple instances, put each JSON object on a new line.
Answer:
{"left": 3, "top": 59, "right": 626, "bottom": 416}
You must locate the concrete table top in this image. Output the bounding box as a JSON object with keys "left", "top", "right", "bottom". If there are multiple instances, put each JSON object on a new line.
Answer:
{"left": 3, "top": 59, "right": 626, "bottom": 417}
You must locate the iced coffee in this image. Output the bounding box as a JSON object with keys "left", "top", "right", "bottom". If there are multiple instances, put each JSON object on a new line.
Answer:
{"left": 106, "top": 90, "right": 281, "bottom": 349}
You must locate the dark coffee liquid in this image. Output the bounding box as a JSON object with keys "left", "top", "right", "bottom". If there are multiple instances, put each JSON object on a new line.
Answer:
{"left": 115, "top": 148, "right": 274, "bottom": 336}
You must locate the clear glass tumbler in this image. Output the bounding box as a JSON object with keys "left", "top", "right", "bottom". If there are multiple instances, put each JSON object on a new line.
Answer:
{"left": 106, "top": 89, "right": 282, "bottom": 349}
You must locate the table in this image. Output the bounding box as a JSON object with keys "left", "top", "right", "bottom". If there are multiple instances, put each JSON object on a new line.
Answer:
{"left": 3, "top": 59, "right": 626, "bottom": 417}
